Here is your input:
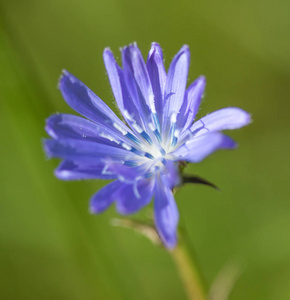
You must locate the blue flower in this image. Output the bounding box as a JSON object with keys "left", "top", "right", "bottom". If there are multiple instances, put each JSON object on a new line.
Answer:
{"left": 44, "top": 42, "right": 251, "bottom": 249}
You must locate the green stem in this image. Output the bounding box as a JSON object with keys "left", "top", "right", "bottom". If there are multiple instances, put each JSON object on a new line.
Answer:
{"left": 170, "top": 229, "right": 207, "bottom": 300}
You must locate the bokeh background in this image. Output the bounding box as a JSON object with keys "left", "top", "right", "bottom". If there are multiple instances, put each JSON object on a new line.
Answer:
{"left": 1, "top": 0, "right": 290, "bottom": 299}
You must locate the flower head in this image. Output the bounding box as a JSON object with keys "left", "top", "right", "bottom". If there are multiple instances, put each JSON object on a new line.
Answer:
{"left": 44, "top": 42, "right": 251, "bottom": 248}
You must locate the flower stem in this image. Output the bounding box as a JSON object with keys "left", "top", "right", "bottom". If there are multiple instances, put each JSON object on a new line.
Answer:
{"left": 170, "top": 228, "right": 207, "bottom": 300}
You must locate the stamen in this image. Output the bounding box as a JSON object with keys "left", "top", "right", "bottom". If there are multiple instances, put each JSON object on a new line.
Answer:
{"left": 170, "top": 112, "right": 177, "bottom": 123}
{"left": 153, "top": 129, "right": 162, "bottom": 143}
{"left": 149, "top": 94, "right": 156, "bottom": 115}
{"left": 140, "top": 131, "right": 153, "bottom": 145}
{"left": 124, "top": 160, "right": 139, "bottom": 167}
{"left": 152, "top": 113, "right": 161, "bottom": 132}
{"left": 169, "top": 122, "right": 176, "bottom": 144}
{"left": 159, "top": 147, "right": 166, "bottom": 156}
{"left": 174, "top": 129, "right": 180, "bottom": 138}
{"left": 149, "top": 122, "right": 162, "bottom": 143}
{"left": 99, "top": 132, "right": 120, "bottom": 144}
{"left": 121, "top": 143, "right": 132, "bottom": 151}
{"left": 122, "top": 111, "right": 144, "bottom": 145}
{"left": 145, "top": 172, "right": 153, "bottom": 178}
{"left": 148, "top": 122, "right": 155, "bottom": 132}
{"left": 121, "top": 143, "right": 146, "bottom": 157}
{"left": 171, "top": 137, "right": 178, "bottom": 147}
{"left": 123, "top": 109, "right": 133, "bottom": 121}
{"left": 113, "top": 122, "right": 127, "bottom": 135}
{"left": 127, "top": 116, "right": 153, "bottom": 145}
{"left": 154, "top": 165, "right": 160, "bottom": 172}
{"left": 171, "top": 129, "right": 180, "bottom": 147}
{"left": 131, "top": 147, "right": 147, "bottom": 157}
{"left": 132, "top": 123, "right": 143, "bottom": 133}
{"left": 168, "top": 112, "right": 180, "bottom": 147}
{"left": 125, "top": 132, "right": 141, "bottom": 145}
{"left": 145, "top": 152, "right": 155, "bottom": 160}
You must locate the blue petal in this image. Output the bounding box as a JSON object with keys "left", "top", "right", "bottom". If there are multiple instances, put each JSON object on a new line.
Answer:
{"left": 103, "top": 49, "right": 143, "bottom": 128}
{"left": 146, "top": 42, "right": 167, "bottom": 120}
{"left": 122, "top": 43, "right": 156, "bottom": 115}
{"left": 161, "top": 161, "right": 181, "bottom": 189}
{"left": 59, "top": 70, "right": 133, "bottom": 137}
{"left": 178, "top": 76, "right": 206, "bottom": 131}
{"left": 46, "top": 114, "right": 127, "bottom": 147}
{"left": 46, "top": 114, "right": 97, "bottom": 140}
{"left": 154, "top": 179, "right": 179, "bottom": 249}
{"left": 43, "top": 138, "right": 134, "bottom": 162}
{"left": 105, "top": 160, "right": 153, "bottom": 182}
{"left": 163, "top": 45, "right": 190, "bottom": 128}
{"left": 173, "top": 132, "right": 237, "bottom": 163}
{"left": 55, "top": 160, "right": 117, "bottom": 180}
{"left": 121, "top": 46, "right": 153, "bottom": 132}
{"left": 103, "top": 48, "right": 124, "bottom": 112}
{"left": 90, "top": 180, "right": 123, "bottom": 213}
{"left": 190, "top": 107, "right": 251, "bottom": 137}
{"left": 115, "top": 179, "right": 154, "bottom": 215}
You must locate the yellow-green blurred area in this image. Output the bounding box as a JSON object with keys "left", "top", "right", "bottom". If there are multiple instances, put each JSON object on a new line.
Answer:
{"left": 1, "top": 0, "right": 290, "bottom": 299}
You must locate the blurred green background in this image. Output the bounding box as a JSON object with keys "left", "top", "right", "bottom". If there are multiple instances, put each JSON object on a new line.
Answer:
{"left": 1, "top": 0, "right": 290, "bottom": 299}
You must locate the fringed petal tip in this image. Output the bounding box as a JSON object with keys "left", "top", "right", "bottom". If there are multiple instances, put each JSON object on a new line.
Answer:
{"left": 148, "top": 42, "right": 162, "bottom": 55}
{"left": 181, "top": 44, "right": 189, "bottom": 51}
{"left": 174, "top": 45, "right": 189, "bottom": 60}
{"left": 103, "top": 47, "right": 112, "bottom": 53}
{"left": 198, "top": 75, "right": 206, "bottom": 84}
{"left": 58, "top": 69, "right": 71, "bottom": 89}
{"left": 119, "top": 41, "right": 138, "bottom": 52}
{"left": 151, "top": 41, "right": 160, "bottom": 46}
{"left": 103, "top": 48, "right": 115, "bottom": 63}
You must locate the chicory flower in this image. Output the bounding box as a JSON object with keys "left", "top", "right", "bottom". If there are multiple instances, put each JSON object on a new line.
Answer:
{"left": 44, "top": 42, "right": 250, "bottom": 248}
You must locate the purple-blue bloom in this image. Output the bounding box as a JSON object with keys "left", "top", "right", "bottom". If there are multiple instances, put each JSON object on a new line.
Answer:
{"left": 44, "top": 42, "right": 251, "bottom": 249}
